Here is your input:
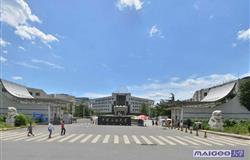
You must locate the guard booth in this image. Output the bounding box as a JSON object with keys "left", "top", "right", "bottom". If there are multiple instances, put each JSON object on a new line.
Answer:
{"left": 98, "top": 116, "right": 131, "bottom": 126}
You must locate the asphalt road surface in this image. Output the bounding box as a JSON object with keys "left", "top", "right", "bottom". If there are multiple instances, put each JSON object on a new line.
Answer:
{"left": 1, "top": 121, "right": 249, "bottom": 160}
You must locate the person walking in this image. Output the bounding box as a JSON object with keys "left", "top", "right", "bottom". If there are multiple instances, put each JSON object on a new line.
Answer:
{"left": 60, "top": 120, "right": 66, "bottom": 136}
{"left": 48, "top": 122, "right": 54, "bottom": 138}
{"left": 27, "top": 123, "right": 34, "bottom": 136}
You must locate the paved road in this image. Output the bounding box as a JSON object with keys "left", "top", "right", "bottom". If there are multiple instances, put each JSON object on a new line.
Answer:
{"left": 1, "top": 122, "right": 249, "bottom": 160}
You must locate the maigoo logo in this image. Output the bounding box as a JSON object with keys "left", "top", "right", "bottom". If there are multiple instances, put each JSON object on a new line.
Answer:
{"left": 193, "top": 150, "right": 244, "bottom": 158}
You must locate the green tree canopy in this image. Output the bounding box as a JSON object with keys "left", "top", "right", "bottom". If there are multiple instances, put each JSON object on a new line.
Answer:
{"left": 239, "top": 78, "right": 250, "bottom": 111}
{"left": 140, "top": 103, "right": 150, "bottom": 115}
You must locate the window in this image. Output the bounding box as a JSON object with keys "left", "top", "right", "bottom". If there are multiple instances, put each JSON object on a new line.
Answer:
{"left": 29, "top": 92, "right": 33, "bottom": 95}
{"left": 36, "top": 92, "right": 40, "bottom": 96}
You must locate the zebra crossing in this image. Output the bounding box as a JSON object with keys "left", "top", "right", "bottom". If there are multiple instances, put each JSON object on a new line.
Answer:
{"left": 1, "top": 131, "right": 249, "bottom": 146}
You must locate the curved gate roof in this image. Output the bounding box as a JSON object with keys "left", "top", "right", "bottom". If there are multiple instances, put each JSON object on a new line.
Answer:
{"left": 1, "top": 79, "right": 34, "bottom": 99}
{"left": 201, "top": 82, "right": 235, "bottom": 102}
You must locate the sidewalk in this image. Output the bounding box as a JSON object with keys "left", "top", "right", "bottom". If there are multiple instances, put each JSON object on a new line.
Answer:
{"left": 200, "top": 130, "right": 250, "bottom": 140}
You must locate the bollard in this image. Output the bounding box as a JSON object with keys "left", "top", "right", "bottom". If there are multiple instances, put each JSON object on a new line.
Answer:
{"left": 185, "top": 127, "right": 188, "bottom": 133}
{"left": 204, "top": 131, "right": 207, "bottom": 138}
{"left": 196, "top": 129, "right": 199, "bottom": 136}
{"left": 181, "top": 126, "right": 183, "bottom": 131}
{"left": 190, "top": 128, "right": 192, "bottom": 134}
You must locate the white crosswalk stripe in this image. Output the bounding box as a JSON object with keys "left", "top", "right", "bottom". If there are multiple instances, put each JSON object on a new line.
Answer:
{"left": 211, "top": 136, "right": 249, "bottom": 145}
{"left": 58, "top": 134, "right": 76, "bottom": 142}
{"left": 114, "top": 135, "right": 119, "bottom": 144}
{"left": 141, "top": 136, "right": 153, "bottom": 145}
{"left": 207, "top": 137, "right": 235, "bottom": 146}
{"left": 3, "top": 133, "right": 27, "bottom": 141}
{"left": 1, "top": 132, "right": 25, "bottom": 139}
{"left": 184, "top": 136, "right": 211, "bottom": 146}
{"left": 175, "top": 136, "right": 199, "bottom": 145}
{"left": 14, "top": 133, "right": 42, "bottom": 141}
{"left": 26, "top": 134, "right": 48, "bottom": 142}
{"left": 36, "top": 133, "right": 59, "bottom": 142}
{"left": 166, "top": 136, "right": 187, "bottom": 145}
{"left": 102, "top": 135, "right": 110, "bottom": 143}
{"left": 157, "top": 136, "right": 176, "bottom": 145}
{"left": 193, "top": 136, "right": 224, "bottom": 146}
{"left": 69, "top": 134, "right": 85, "bottom": 143}
{"left": 91, "top": 134, "right": 102, "bottom": 143}
{"left": 80, "top": 134, "right": 93, "bottom": 143}
{"left": 123, "top": 135, "right": 130, "bottom": 144}
{"left": 132, "top": 135, "right": 141, "bottom": 144}
{"left": 149, "top": 136, "right": 165, "bottom": 145}
{"left": 1, "top": 131, "right": 248, "bottom": 147}
{"left": 46, "top": 134, "right": 63, "bottom": 142}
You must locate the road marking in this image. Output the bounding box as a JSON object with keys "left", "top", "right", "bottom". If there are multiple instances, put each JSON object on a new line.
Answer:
{"left": 207, "top": 138, "right": 235, "bottom": 146}
{"left": 184, "top": 136, "right": 211, "bottom": 146}
{"left": 36, "top": 133, "right": 59, "bottom": 142}
{"left": 68, "top": 134, "right": 85, "bottom": 143}
{"left": 132, "top": 135, "right": 141, "bottom": 144}
{"left": 114, "top": 135, "right": 119, "bottom": 144}
{"left": 91, "top": 134, "right": 102, "bottom": 143}
{"left": 211, "top": 136, "right": 249, "bottom": 145}
{"left": 58, "top": 134, "right": 76, "bottom": 142}
{"left": 2, "top": 132, "right": 25, "bottom": 139}
{"left": 149, "top": 136, "right": 165, "bottom": 145}
{"left": 158, "top": 136, "right": 176, "bottom": 145}
{"left": 123, "top": 135, "right": 130, "bottom": 144}
{"left": 141, "top": 136, "right": 153, "bottom": 145}
{"left": 26, "top": 134, "right": 48, "bottom": 142}
{"left": 102, "top": 135, "right": 110, "bottom": 143}
{"left": 175, "top": 136, "right": 199, "bottom": 145}
{"left": 193, "top": 136, "right": 223, "bottom": 146}
{"left": 47, "top": 134, "right": 64, "bottom": 142}
{"left": 80, "top": 134, "right": 93, "bottom": 143}
{"left": 166, "top": 136, "right": 187, "bottom": 145}
{"left": 3, "top": 134, "right": 27, "bottom": 141}
{"left": 14, "top": 133, "right": 42, "bottom": 141}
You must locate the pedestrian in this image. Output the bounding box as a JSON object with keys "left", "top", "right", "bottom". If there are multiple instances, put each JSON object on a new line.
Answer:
{"left": 27, "top": 122, "right": 34, "bottom": 136}
{"left": 48, "top": 122, "right": 54, "bottom": 138}
{"left": 61, "top": 120, "right": 66, "bottom": 136}
{"left": 152, "top": 120, "right": 155, "bottom": 126}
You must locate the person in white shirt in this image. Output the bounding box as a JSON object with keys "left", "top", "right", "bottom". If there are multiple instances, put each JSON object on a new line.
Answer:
{"left": 48, "top": 122, "right": 54, "bottom": 138}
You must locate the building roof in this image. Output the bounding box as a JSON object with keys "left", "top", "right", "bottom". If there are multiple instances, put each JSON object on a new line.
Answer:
{"left": 1, "top": 79, "right": 34, "bottom": 99}
{"left": 201, "top": 82, "right": 236, "bottom": 102}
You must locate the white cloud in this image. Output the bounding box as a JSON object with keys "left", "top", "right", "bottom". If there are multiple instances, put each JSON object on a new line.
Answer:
{"left": 117, "top": 0, "right": 143, "bottom": 11}
{"left": 18, "top": 46, "right": 25, "bottom": 51}
{"left": 12, "top": 76, "right": 23, "bottom": 80}
{"left": 31, "top": 59, "right": 64, "bottom": 69}
{"left": 149, "top": 25, "right": 164, "bottom": 38}
{"left": 128, "top": 73, "right": 247, "bottom": 102}
{"left": 3, "top": 50, "right": 8, "bottom": 54}
{"left": 0, "top": 56, "right": 7, "bottom": 63}
{"left": 0, "top": 38, "right": 10, "bottom": 47}
{"left": 0, "top": 0, "right": 58, "bottom": 45}
{"left": 237, "top": 28, "right": 250, "bottom": 40}
{"left": 16, "top": 62, "right": 39, "bottom": 69}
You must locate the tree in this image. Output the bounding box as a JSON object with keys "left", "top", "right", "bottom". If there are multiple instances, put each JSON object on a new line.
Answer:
{"left": 154, "top": 100, "right": 171, "bottom": 117}
{"left": 140, "top": 103, "right": 150, "bottom": 115}
{"left": 239, "top": 79, "right": 250, "bottom": 111}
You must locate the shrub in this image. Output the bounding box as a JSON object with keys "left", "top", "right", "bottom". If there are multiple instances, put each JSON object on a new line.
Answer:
{"left": 15, "top": 113, "right": 28, "bottom": 126}
{"left": 0, "top": 115, "right": 5, "bottom": 122}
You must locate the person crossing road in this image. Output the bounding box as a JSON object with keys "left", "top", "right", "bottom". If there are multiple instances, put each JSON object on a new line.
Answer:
{"left": 48, "top": 122, "right": 54, "bottom": 138}
{"left": 61, "top": 120, "right": 66, "bottom": 136}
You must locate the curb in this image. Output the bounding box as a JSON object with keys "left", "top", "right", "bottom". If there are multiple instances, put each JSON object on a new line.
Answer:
{"left": 0, "top": 126, "right": 25, "bottom": 131}
{"left": 200, "top": 130, "right": 250, "bottom": 140}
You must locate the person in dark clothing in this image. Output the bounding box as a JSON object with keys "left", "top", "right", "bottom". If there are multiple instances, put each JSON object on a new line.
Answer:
{"left": 61, "top": 120, "right": 66, "bottom": 136}
{"left": 27, "top": 123, "right": 34, "bottom": 136}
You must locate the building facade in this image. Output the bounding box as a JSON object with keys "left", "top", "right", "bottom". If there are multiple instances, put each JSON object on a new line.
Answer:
{"left": 0, "top": 79, "right": 75, "bottom": 123}
{"left": 169, "top": 77, "right": 250, "bottom": 123}
{"left": 89, "top": 93, "right": 154, "bottom": 115}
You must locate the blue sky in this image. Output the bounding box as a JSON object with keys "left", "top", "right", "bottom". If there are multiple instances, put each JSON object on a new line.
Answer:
{"left": 0, "top": 0, "right": 249, "bottom": 101}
